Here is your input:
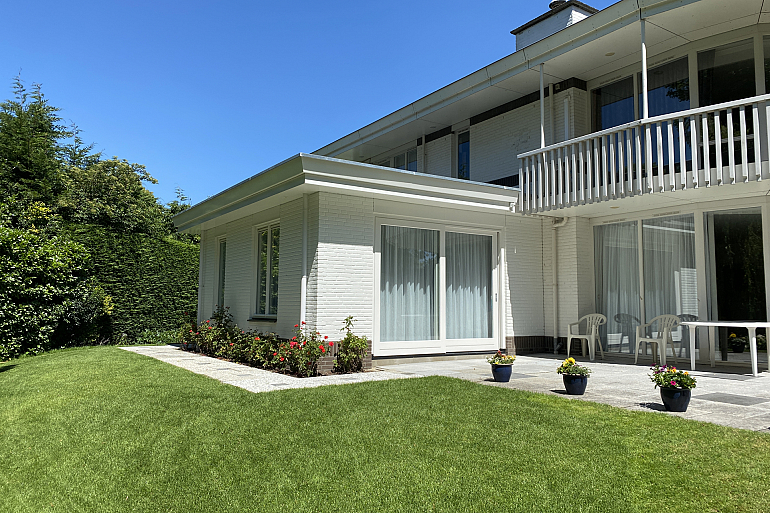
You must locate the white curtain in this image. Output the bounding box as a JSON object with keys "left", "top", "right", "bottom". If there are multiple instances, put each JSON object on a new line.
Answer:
{"left": 380, "top": 225, "right": 439, "bottom": 342}
{"left": 594, "top": 222, "right": 641, "bottom": 353}
{"left": 643, "top": 215, "right": 697, "bottom": 342}
{"left": 446, "top": 232, "right": 493, "bottom": 339}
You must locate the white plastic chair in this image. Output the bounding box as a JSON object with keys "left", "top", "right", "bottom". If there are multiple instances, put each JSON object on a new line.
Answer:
{"left": 567, "top": 314, "right": 607, "bottom": 361}
{"left": 635, "top": 314, "right": 680, "bottom": 365}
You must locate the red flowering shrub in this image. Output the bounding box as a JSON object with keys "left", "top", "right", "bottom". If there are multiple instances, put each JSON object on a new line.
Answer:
{"left": 283, "top": 323, "right": 333, "bottom": 377}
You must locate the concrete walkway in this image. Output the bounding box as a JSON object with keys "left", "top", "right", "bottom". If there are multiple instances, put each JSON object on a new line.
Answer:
{"left": 376, "top": 353, "right": 770, "bottom": 432}
{"left": 121, "top": 345, "right": 415, "bottom": 393}
{"left": 122, "top": 346, "right": 770, "bottom": 432}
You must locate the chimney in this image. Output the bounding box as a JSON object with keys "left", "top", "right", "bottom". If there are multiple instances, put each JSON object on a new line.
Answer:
{"left": 511, "top": 1, "right": 598, "bottom": 51}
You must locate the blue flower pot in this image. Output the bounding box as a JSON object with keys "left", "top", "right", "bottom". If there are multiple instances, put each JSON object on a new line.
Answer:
{"left": 660, "top": 387, "right": 691, "bottom": 412}
{"left": 562, "top": 374, "right": 588, "bottom": 395}
{"left": 491, "top": 364, "right": 513, "bottom": 382}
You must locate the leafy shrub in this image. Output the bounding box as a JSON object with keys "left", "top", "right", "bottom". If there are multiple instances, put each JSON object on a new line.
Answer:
{"left": 0, "top": 226, "right": 109, "bottom": 360}
{"left": 134, "top": 329, "right": 179, "bottom": 346}
{"left": 333, "top": 316, "right": 368, "bottom": 373}
{"left": 284, "top": 322, "right": 333, "bottom": 377}
{"left": 68, "top": 224, "right": 198, "bottom": 342}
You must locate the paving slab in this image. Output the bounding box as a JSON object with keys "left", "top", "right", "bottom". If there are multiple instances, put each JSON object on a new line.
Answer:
{"left": 121, "top": 345, "right": 418, "bottom": 394}
{"left": 375, "top": 353, "right": 770, "bottom": 432}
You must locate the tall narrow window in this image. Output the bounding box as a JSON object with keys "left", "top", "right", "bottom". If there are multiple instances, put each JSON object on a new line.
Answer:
{"left": 407, "top": 148, "right": 418, "bottom": 171}
{"left": 217, "top": 239, "right": 227, "bottom": 308}
{"left": 457, "top": 131, "right": 470, "bottom": 180}
{"left": 380, "top": 225, "right": 439, "bottom": 342}
{"left": 256, "top": 225, "right": 280, "bottom": 316}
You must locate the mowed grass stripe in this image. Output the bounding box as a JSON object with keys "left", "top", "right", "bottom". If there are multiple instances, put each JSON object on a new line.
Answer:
{"left": 0, "top": 346, "right": 768, "bottom": 512}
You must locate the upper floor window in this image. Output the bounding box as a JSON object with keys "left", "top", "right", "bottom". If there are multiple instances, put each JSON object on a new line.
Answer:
{"left": 377, "top": 148, "right": 418, "bottom": 171}
{"left": 639, "top": 57, "right": 690, "bottom": 117}
{"left": 256, "top": 224, "right": 280, "bottom": 316}
{"left": 591, "top": 76, "right": 634, "bottom": 131}
{"left": 457, "top": 131, "right": 470, "bottom": 180}
{"left": 698, "top": 38, "right": 755, "bottom": 107}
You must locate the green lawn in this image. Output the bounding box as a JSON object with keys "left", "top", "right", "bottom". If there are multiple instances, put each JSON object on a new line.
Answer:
{"left": 1, "top": 347, "right": 768, "bottom": 512}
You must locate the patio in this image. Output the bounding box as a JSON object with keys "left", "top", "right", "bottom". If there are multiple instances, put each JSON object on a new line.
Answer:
{"left": 375, "top": 353, "right": 770, "bottom": 432}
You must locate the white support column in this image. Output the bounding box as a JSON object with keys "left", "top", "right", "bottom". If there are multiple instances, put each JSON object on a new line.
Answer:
{"left": 641, "top": 19, "right": 649, "bottom": 120}
{"left": 540, "top": 63, "right": 546, "bottom": 148}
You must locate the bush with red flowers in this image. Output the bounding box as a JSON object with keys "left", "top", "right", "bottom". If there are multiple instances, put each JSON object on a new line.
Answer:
{"left": 283, "top": 322, "right": 334, "bottom": 377}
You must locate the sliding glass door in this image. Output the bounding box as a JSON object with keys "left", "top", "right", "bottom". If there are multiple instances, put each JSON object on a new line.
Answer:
{"left": 595, "top": 214, "right": 697, "bottom": 359}
{"left": 377, "top": 222, "right": 498, "bottom": 355}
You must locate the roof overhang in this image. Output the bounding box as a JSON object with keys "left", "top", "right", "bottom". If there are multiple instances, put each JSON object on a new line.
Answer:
{"left": 316, "top": 0, "right": 766, "bottom": 163}
{"left": 173, "top": 154, "right": 520, "bottom": 234}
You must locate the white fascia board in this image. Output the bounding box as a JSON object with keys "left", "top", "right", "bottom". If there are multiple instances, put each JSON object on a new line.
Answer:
{"left": 173, "top": 154, "right": 520, "bottom": 233}
{"left": 300, "top": 154, "right": 519, "bottom": 212}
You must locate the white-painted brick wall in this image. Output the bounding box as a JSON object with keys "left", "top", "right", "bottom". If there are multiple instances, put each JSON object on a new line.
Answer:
{"left": 313, "top": 192, "right": 375, "bottom": 340}
{"left": 469, "top": 87, "right": 584, "bottom": 184}
{"left": 505, "top": 215, "right": 546, "bottom": 337}
{"left": 425, "top": 136, "right": 451, "bottom": 177}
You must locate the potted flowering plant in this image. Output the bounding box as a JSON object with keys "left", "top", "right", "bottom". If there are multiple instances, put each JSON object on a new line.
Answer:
{"left": 556, "top": 357, "right": 592, "bottom": 395}
{"left": 728, "top": 333, "right": 748, "bottom": 353}
{"left": 649, "top": 364, "right": 696, "bottom": 412}
{"left": 486, "top": 351, "right": 516, "bottom": 382}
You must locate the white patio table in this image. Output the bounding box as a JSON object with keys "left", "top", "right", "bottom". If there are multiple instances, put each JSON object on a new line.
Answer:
{"left": 680, "top": 321, "right": 770, "bottom": 377}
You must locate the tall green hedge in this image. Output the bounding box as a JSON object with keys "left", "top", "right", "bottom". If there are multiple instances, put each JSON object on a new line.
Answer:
{"left": 68, "top": 225, "right": 199, "bottom": 341}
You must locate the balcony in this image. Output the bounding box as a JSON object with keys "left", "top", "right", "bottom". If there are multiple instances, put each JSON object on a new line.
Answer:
{"left": 517, "top": 94, "right": 770, "bottom": 215}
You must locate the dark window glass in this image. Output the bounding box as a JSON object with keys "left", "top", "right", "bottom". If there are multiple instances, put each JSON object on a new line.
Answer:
{"left": 764, "top": 36, "right": 770, "bottom": 93}
{"left": 698, "top": 39, "right": 755, "bottom": 107}
{"left": 407, "top": 149, "right": 418, "bottom": 171}
{"left": 638, "top": 57, "right": 692, "bottom": 172}
{"left": 457, "top": 131, "right": 470, "bottom": 180}
{"left": 591, "top": 76, "right": 634, "bottom": 131}
{"left": 393, "top": 153, "right": 406, "bottom": 170}
{"left": 640, "top": 57, "right": 690, "bottom": 116}
{"left": 218, "top": 240, "right": 226, "bottom": 308}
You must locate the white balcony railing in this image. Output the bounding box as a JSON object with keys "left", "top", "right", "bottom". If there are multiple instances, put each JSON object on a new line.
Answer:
{"left": 517, "top": 94, "right": 770, "bottom": 214}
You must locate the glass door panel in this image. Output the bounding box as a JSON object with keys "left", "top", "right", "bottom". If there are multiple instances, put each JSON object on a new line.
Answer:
{"left": 705, "top": 209, "right": 767, "bottom": 364}
{"left": 594, "top": 221, "right": 641, "bottom": 354}
{"left": 642, "top": 214, "right": 697, "bottom": 360}
{"left": 445, "top": 232, "right": 493, "bottom": 340}
{"left": 380, "top": 225, "right": 440, "bottom": 342}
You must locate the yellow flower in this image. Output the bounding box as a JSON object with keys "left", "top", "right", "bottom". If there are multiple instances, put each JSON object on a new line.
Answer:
{"left": 684, "top": 371, "right": 689, "bottom": 375}
{"left": 729, "top": 333, "right": 737, "bottom": 338}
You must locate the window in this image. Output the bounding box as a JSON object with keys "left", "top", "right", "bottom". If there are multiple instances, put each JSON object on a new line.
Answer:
{"left": 698, "top": 39, "right": 755, "bottom": 107}
{"left": 639, "top": 57, "right": 690, "bottom": 117}
{"left": 217, "top": 239, "right": 226, "bottom": 308}
{"left": 376, "top": 148, "right": 418, "bottom": 171}
{"left": 256, "top": 224, "right": 280, "bottom": 316}
{"left": 591, "top": 76, "right": 634, "bottom": 131}
{"left": 457, "top": 131, "right": 470, "bottom": 180}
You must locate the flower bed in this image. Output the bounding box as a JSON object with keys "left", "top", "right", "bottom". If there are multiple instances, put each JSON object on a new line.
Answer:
{"left": 178, "top": 307, "right": 370, "bottom": 377}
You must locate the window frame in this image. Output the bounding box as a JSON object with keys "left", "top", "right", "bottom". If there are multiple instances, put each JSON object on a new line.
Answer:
{"left": 251, "top": 220, "right": 280, "bottom": 320}
{"left": 215, "top": 236, "right": 227, "bottom": 314}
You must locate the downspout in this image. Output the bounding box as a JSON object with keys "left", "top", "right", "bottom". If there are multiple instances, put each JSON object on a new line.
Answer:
{"left": 300, "top": 194, "right": 308, "bottom": 323}
{"left": 552, "top": 216, "right": 568, "bottom": 353}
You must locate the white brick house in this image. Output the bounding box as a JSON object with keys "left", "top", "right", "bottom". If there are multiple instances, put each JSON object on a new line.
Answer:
{"left": 176, "top": 0, "right": 770, "bottom": 370}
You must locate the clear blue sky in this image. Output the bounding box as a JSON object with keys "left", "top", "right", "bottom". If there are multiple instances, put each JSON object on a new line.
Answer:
{"left": 1, "top": 0, "right": 615, "bottom": 205}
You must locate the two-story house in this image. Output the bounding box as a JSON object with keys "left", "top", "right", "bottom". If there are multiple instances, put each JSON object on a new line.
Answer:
{"left": 174, "top": 0, "right": 770, "bottom": 370}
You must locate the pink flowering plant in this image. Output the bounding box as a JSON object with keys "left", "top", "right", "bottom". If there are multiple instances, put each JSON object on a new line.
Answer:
{"left": 649, "top": 364, "right": 696, "bottom": 390}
